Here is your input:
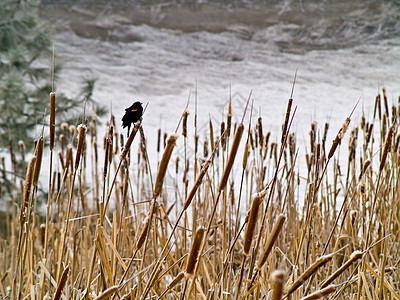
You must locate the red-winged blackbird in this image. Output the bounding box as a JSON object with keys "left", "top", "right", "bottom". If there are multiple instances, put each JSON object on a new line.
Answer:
{"left": 122, "top": 101, "right": 143, "bottom": 137}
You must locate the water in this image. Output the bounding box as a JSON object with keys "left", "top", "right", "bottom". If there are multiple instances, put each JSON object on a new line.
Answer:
{"left": 40, "top": 0, "right": 400, "bottom": 202}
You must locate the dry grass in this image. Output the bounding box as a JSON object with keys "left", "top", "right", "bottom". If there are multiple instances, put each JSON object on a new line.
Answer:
{"left": 0, "top": 87, "right": 399, "bottom": 300}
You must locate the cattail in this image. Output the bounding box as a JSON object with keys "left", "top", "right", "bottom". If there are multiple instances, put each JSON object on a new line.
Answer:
{"left": 203, "top": 138, "right": 209, "bottom": 157}
{"left": 257, "top": 214, "right": 286, "bottom": 269}
{"left": 60, "top": 122, "right": 68, "bottom": 135}
{"left": 328, "top": 117, "right": 350, "bottom": 159}
{"left": 243, "top": 194, "right": 263, "bottom": 256}
{"left": 219, "top": 123, "right": 244, "bottom": 191}
{"left": 195, "top": 134, "right": 199, "bottom": 155}
{"left": 358, "top": 159, "right": 371, "bottom": 181}
{"left": 18, "top": 140, "right": 26, "bottom": 164}
{"left": 209, "top": 119, "right": 215, "bottom": 150}
{"left": 120, "top": 122, "right": 140, "bottom": 160}
{"left": 20, "top": 156, "right": 36, "bottom": 223}
{"left": 182, "top": 109, "right": 189, "bottom": 138}
{"left": 49, "top": 92, "right": 56, "bottom": 151}
{"left": 136, "top": 203, "right": 155, "bottom": 251}
{"left": 65, "top": 145, "right": 73, "bottom": 172}
{"left": 53, "top": 266, "right": 69, "bottom": 300}
{"left": 242, "top": 139, "right": 250, "bottom": 169}
{"left": 75, "top": 124, "right": 87, "bottom": 171}
{"left": 175, "top": 156, "right": 180, "bottom": 175}
{"left": 360, "top": 115, "right": 366, "bottom": 130}
{"left": 186, "top": 227, "right": 205, "bottom": 276}
{"left": 271, "top": 270, "right": 285, "bottom": 300}
{"left": 395, "top": 134, "right": 400, "bottom": 152}
{"left": 365, "top": 123, "right": 373, "bottom": 150}
{"left": 382, "top": 113, "right": 387, "bottom": 138}
{"left": 108, "top": 126, "right": 114, "bottom": 164}
{"left": 382, "top": 87, "right": 389, "bottom": 117}
{"left": 33, "top": 137, "right": 44, "bottom": 186}
{"left": 153, "top": 134, "right": 178, "bottom": 198}
{"left": 287, "top": 254, "right": 333, "bottom": 295}
{"left": 220, "top": 121, "right": 226, "bottom": 149}
{"left": 380, "top": 125, "right": 395, "bottom": 172}
{"left": 94, "top": 286, "right": 119, "bottom": 300}
{"left": 309, "top": 122, "right": 317, "bottom": 153}
{"left": 166, "top": 271, "right": 185, "bottom": 290}
{"left": 299, "top": 285, "right": 336, "bottom": 300}
{"left": 257, "top": 117, "right": 263, "bottom": 148}
{"left": 69, "top": 125, "right": 76, "bottom": 140}
{"left": 281, "top": 98, "right": 293, "bottom": 144}
{"left": 374, "top": 94, "right": 381, "bottom": 120}
{"left": 394, "top": 105, "right": 399, "bottom": 124}
{"left": 59, "top": 134, "right": 66, "bottom": 152}
{"left": 157, "top": 128, "right": 161, "bottom": 153}
{"left": 227, "top": 101, "right": 232, "bottom": 137}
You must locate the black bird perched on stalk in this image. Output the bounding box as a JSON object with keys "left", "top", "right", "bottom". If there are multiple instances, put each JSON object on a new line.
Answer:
{"left": 122, "top": 101, "right": 143, "bottom": 137}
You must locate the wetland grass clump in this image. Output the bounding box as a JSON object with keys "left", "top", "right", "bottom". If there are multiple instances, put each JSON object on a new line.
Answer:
{"left": 0, "top": 87, "right": 399, "bottom": 299}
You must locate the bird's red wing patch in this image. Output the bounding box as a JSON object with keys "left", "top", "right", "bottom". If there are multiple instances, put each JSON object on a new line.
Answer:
{"left": 131, "top": 108, "right": 138, "bottom": 112}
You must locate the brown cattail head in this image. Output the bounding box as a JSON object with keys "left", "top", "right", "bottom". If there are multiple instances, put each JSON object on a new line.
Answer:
{"left": 53, "top": 266, "right": 70, "bottom": 300}
{"left": 257, "top": 214, "right": 286, "bottom": 269}
{"left": 182, "top": 109, "right": 189, "bottom": 138}
{"left": 49, "top": 92, "right": 56, "bottom": 151}
{"left": 328, "top": 117, "right": 350, "bottom": 159}
{"left": 135, "top": 202, "right": 156, "bottom": 250}
{"left": 271, "top": 270, "right": 286, "bottom": 300}
{"left": 75, "top": 124, "right": 87, "bottom": 171}
{"left": 166, "top": 272, "right": 185, "bottom": 290}
{"left": 227, "top": 100, "right": 232, "bottom": 137}
{"left": 186, "top": 227, "right": 205, "bottom": 276}
{"left": 65, "top": 145, "right": 73, "bottom": 172}
{"left": 287, "top": 254, "right": 333, "bottom": 295}
{"left": 33, "top": 137, "right": 44, "bottom": 187}
{"left": 157, "top": 128, "right": 161, "bottom": 153}
{"left": 281, "top": 97, "right": 293, "bottom": 144}
{"left": 358, "top": 159, "right": 371, "bottom": 181}
{"left": 20, "top": 156, "right": 36, "bottom": 223}
{"left": 69, "top": 125, "right": 76, "bottom": 140}
{"left": 380, "top": 125, "right": 395, "bottom": 172}
{"left": 220, "top": 121, "right": 226, "bottom": 149}
{"left": 320, "top": 251, "right": 362, "bottom": 288}
{"left": 153, "top": 134, "right": 178, "bottom": 198}
{"left": 257, "top": 117, "right": 264, "bottom": 148}
{"left": 219, "top": 123, "right": 244, "bottom": 191}
{"left": 120, "top": 121, "right": 141, "bottom": 160}
{"left": 209, "top": 119, "right": 215, "bottom": 150}
{"left": 242, "top": 139, "right": 250, "bottom": 169}
{"left": 299, "top": 285, "right": 336, "bottom": 300}
{"left": 243, "top": 194, "right": 263, "bottom": 256}
{"left": 94, "top": 286, "right": 119, "bottom": 300}
{"left": 203, "top": 138, "right": 209, "bottom": 157}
